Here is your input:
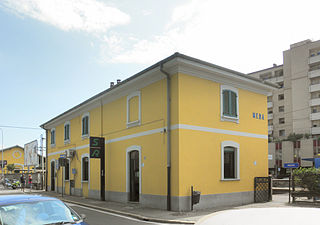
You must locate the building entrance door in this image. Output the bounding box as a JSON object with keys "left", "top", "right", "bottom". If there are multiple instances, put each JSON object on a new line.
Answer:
{"left": 51, "top": 161, "right": 55, "bottom": 191}
{"left": 129, "top": 150, "right": 139, "bottom": 202}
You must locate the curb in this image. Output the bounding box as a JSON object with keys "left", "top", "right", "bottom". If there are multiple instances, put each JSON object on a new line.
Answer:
{"left": 58, "top": 198, "right": 195, "bottom": 224}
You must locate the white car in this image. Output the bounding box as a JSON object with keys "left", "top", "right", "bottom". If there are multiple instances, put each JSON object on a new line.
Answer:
{"left": 195, "top": 207, "right": 320, "bottom": 225}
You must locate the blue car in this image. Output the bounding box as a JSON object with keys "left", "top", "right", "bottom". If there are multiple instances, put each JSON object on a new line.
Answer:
{"left": 0, "top": 195, "right": 88, "bottom": 225}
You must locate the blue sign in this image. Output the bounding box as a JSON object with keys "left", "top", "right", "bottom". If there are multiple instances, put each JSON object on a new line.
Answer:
{"left": 252, "top": 112, "right": 265, "bottom": 120}
{"left": 284, "top": 163, "right": 299, "bottom": 168}
{"left": 60, "top": 154, "right": 66, "bottom": 158}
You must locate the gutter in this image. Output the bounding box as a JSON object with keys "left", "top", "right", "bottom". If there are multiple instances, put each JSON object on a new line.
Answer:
{"left": 160, "top": 63, "right": 171, "bottom": 211}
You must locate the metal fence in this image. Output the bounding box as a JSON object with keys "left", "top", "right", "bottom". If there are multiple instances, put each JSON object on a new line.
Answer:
{"left": 254, "top": 177, "right": 272, "bottom": 203}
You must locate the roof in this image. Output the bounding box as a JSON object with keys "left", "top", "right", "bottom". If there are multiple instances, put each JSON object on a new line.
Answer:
{"left": 41, "top": 52, "right": 277, "bottom": 129}
{"left": 247, "top": 64, "right": 283, "bottom": 75}
{"left": 1, "top": 145, "right": 23, "bottom": 152}
{"left": 0, "top": 195, "right": 57, "bottom": 206}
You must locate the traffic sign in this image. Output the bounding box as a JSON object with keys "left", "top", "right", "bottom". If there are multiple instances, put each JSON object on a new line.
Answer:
{"left": 90, "top": 137, "right": 105, "bottom": 158}
{"left": 284, "top": 163, "right": 299, "bottom": 168}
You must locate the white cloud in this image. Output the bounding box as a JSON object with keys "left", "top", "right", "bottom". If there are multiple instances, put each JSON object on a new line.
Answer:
{"left": 101, "top": 0, "right": 320, "bottom": 72}
{"left": 1, "top": 0, "right": 130, "bottom": 33}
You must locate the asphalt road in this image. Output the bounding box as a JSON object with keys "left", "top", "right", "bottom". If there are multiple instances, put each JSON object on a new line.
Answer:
{"left": 68, "top": 203, "right": 173, "bottom": 225}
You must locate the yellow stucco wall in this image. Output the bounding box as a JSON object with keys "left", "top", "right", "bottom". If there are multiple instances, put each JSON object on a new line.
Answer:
{"left": 0, "top": 146, "right": 25, "bottom": 173}
{"left": 46, "top": 71, "right": 269, "bottom": 201}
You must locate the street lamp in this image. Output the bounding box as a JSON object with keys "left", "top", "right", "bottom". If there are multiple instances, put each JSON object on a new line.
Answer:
{"left": 0, "top": 128, "right": 3, "bottom": 177}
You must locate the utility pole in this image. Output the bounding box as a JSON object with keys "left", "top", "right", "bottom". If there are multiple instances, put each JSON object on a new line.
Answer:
{"left": 40, "top": 134, "right": 45, "bottom": 190}
{"left": 0, "top": 128, "right": 3, "bottom": 178}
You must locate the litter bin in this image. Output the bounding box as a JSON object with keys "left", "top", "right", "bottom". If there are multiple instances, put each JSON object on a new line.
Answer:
{"left": 192, "top": 191, "right": 201, "bottom": 204}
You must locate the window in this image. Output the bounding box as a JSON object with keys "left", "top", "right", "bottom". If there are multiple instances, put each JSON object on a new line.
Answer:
{"left": 221, "top": 85, "right": 239, "bottom": 123}
{"left": 64, "top": 159, "right": 70, "bottom": 181}
{"left": 267, "top": 96, "right": 272, "bottom": 102}
{"left": 279, "top": 118, "right": 285, "bottom": 124}
{"left": 279, "top": 106, "right": 284, "bottom": 112}
{"left": 82, "top": 156, "right": 89, "bottom": 182}
{"left": 268, "top": 109, "right": 273, "bottom": 114}
{"left": 81, "top": 114, "right": 89, "bottom": 137}
{"left": 278, "top": 94, "right": 284, "bottom": 100}
{"left": 279, "top": 130, "right": 285, "bottom": 137}
{"left": 64, "top": 122, "right": 70, "bottom": 143}
{"left": 277, "top": 82, "right": 284, "bottom": 88}
{"left": 127, "top": 91, "right": 141, "bottom": 128}
{"left": 50, "top": 128, "right": 56, "bottom": 146}
{"left": 221, "top": 141, "right": 240, "bottom": 180}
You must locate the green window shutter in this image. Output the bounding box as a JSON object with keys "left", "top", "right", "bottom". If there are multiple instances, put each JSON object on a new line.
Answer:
{"left": 230, "top": 91, "right": 237, "bottom": 117}
{"left": 223, "top": 90, "right": 229, "bottom": 115}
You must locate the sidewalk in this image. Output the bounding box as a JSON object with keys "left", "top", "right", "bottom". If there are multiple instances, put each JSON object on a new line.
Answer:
{"left": 1, "top": 188, "right": 318, "bottom": 224}
{"left": 42, "top": 192, "right": 300, "bottom": 224}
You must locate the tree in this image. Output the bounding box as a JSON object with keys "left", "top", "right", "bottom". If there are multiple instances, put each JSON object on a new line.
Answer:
{"left": 6, "top": 164, "right": 15, "bottom": 173}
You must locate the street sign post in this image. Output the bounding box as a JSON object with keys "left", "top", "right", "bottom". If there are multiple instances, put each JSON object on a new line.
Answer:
{"left": 284, "top": 163, "right": 299, "bottom": 203}
{"left": 89, "top": 136, "right": 105, "bottom": 201}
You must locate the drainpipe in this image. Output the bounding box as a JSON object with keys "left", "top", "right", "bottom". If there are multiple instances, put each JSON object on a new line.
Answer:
{"left": 45, "top": 129, "right": 48, "bottom": 191}
{"left": 160, "top": 63, "right": 171, "bottom": 211}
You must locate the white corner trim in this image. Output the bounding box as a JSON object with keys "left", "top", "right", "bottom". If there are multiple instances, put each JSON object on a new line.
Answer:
{"left": 221, "top": 141, "right": 240, "bottom": 180}
{"left": 126, "top": 146, "right": 142, "bottom": 197}
{"left": 81, "top": 113, "right": 90, "bottom": 137}
{"left": 220, "top": 85, "right": 239, "bottom": 123}
{"left": 126, "top": 91, "right": 141, "bottom": 128}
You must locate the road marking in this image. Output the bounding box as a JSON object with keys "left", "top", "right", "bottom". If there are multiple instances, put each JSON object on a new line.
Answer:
{"left": 67, "top": 203, "right": 166, "bottom": 224}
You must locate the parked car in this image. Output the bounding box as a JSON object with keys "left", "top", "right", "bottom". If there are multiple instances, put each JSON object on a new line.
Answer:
{"left": 0, "top": 195, "right": 88, "bottom": 225}
{"left": 195, "top": 207, "right": 320, "bottom": 225}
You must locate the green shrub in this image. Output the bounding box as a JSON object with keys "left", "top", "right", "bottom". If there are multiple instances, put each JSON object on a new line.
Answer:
{"left": 293, "top": 167, "right": 320, "bottom": 193}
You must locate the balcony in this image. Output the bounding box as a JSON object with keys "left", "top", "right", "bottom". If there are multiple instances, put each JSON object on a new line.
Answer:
{"left": 268, "top": 125, "right": 273, "bottom": 134}
{"left": 310, "top": 112, "right": 320, "bottom": 120}
{"left": 310, "top": 98, "right": 320, "bottom": 106}
{"left": 268, "top": 113, "right": 273, "bottom": 120}
{"left": 267, "top": 102, "right": 273, "bottom": 108}
{"left": 309, "top": 69, "right": 320, "bottom": 79}
{"left": 311, "top": 127, "right": 320, "bottom": 135}
{"left": 267, "top": 76, "right": 284, "bottom": 83}
{"left": 309, "top": 54, "right": 320, "bottom": 65}
{"left": 310, "top": 83, "right": 320, "bottom": 92}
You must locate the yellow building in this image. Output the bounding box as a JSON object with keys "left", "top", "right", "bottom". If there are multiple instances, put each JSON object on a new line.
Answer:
{"left": 0, "top": 145, "right": 25, "bottom": 173}
{"left": 41, "top": 53, "right": 276, "bottom": 211}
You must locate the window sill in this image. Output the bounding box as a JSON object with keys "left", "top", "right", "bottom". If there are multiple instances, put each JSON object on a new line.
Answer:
{"left": 64, "top": 140, "right": 71, "bottom": 145}
{"left": 221, "top": 115, "right": 239, "bottom": 123}
{"left": 81, "top": 180, "right": 88, "bottom": 183}
{"left": 50, "top": 144, "right": 56, "bottom": 148}
{"left": 127, "top": 120, "right": 140, "bottom": 128}
{"left": 81, "top": 134, "right": 89, "bottom": 140}
{"left": 64, "top": 179, "right": 70, "bottom": 182}
{"left": 221, "top": 178, "right": 240, "bottom": 181}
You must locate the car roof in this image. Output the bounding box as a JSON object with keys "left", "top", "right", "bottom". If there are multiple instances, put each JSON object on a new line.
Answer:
{"left": 0, "top": 195, "right": 58, "bottom": 206}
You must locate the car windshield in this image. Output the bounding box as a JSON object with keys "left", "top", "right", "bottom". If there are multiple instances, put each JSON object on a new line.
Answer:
{"left": 0, "top": 199, "right": 80, "bottom": 225}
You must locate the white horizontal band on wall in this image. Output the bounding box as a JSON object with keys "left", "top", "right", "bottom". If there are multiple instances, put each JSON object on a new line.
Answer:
{"left": 47, "top": 124, "right": 267, "bottom": 156}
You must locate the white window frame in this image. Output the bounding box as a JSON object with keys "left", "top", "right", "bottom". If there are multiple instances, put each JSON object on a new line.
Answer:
{"left": 50, "top": 128, "right": 56, "bottom": 147}
{"left": 127, "top": 91, "right": 141, "bottom": 128}
{"left": 221, "top": 141, "right": 240, "bottom": 181}
{"left": 220, "top": 85, "right": 239, "bottom": 123}
{"left": 126, "top": 145, "right": 142, "bottom": 197}
{"left": 64, "top": 158, "right": 70, "bottom": 181}
{"left": 64, "top": 121, "right": 71, "bottom": 144}
{"left": 81, "top": 113, "right": 90, "bottom": 138}
{"left": 81, "top": 153, "right": 89, "bottom": 183}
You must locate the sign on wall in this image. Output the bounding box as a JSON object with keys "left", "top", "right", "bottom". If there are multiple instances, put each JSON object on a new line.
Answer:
{"left": 24, "top": 140, "right": 38, "bottom": 166}
{"left": 90, "top": 137, "right": 105, "bottom": 158}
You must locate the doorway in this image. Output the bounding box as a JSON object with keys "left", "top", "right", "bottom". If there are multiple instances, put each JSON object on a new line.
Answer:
{"left": 51, "top": 161, "right": 55, "bottom": 191}
{"left": 129, "top": 150, "right": 139, "bottom": 202}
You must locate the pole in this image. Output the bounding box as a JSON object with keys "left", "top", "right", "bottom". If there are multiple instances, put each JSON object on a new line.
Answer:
{"left": 289, "top": 168, "right": 292, "bottom": 203}
{"left": 0, "top": 128, "right": 3, "bottom": 178}
{"left": 40, "top": 134, "right": 44, "bottom": 190}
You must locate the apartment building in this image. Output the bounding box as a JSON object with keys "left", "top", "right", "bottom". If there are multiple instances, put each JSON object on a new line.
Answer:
{"left": 41, "top": 53, "right": 274, "bottom": 211}
{"left": 249, "top": 39, "right": 320, "bottom": 175}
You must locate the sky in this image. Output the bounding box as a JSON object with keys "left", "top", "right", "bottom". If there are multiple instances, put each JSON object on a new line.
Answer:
{"left": 1, "top": 0, "right": 320, "bottom": 149}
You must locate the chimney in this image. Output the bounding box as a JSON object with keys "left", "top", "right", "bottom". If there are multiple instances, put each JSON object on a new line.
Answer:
{"left": 273, "top": 63, "right": 277, "bottom": 67}
{"left": 110, "top": 82, "right": 114, "bottom": 87}
{"left": 117, "top": 79, "right": 121, "bottom": 84}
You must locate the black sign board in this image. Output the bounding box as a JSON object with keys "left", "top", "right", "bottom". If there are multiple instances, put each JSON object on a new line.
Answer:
{"left": 90, "top": 137, "right": 105, "bottom": 158}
